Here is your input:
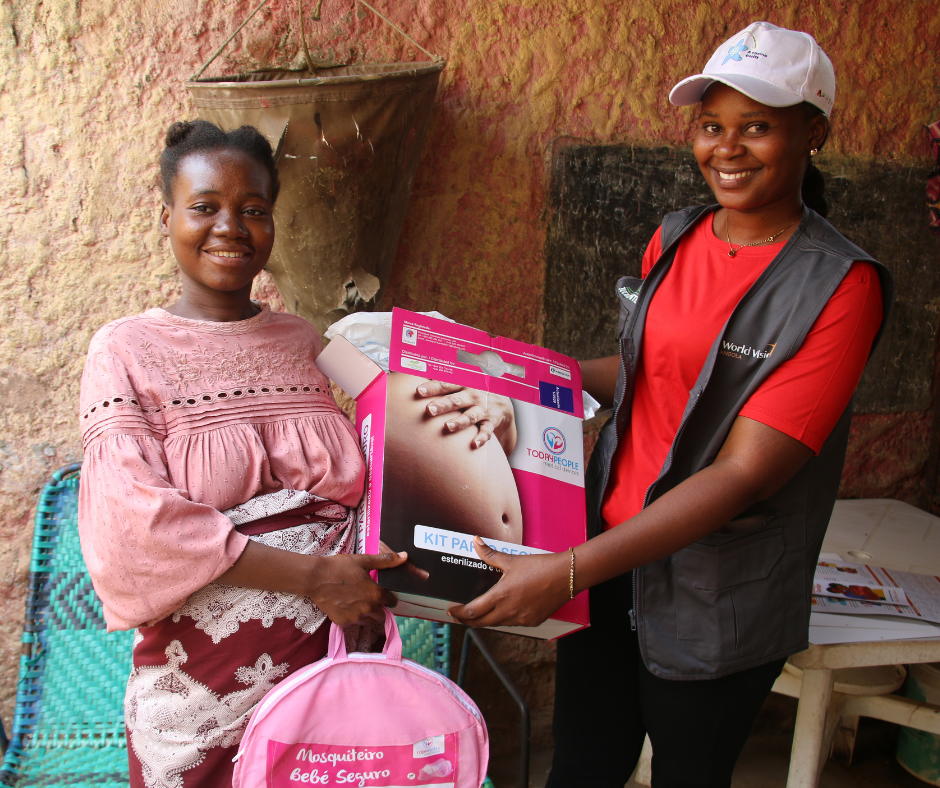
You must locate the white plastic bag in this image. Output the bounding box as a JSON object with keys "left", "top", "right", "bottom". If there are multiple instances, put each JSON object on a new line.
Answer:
{"left": 324, "top": 311, "right": 454, "bottom": 372}
{"left": 582, "top": 391, "right": 601, "bottom": 420}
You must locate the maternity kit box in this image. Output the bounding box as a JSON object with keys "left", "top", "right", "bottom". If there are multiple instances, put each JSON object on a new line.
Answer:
{"left": 316, "top": 308, "right": 589, "bottom": 639}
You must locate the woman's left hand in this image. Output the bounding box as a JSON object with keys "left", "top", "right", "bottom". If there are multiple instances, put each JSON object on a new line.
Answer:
{"left": 415, "top": 381, "right": 517, "bottom": 454}
{"left": 446, "top": 537, "right": 571, "bottom": 628}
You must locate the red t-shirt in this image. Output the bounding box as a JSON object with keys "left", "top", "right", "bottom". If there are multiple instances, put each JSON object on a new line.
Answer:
{"left": 601, "top": 215, "right": 883, "bottom": 530}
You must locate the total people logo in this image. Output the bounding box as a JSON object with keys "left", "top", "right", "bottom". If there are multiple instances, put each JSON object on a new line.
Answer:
{"left": 529, "top": 426, "right": 579, "bottom": 472}
{"left": 542, "top": 427, "right": 566, "bottom": 455}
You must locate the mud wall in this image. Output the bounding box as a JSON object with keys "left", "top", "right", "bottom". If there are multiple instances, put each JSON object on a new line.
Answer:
{"left": 1, "top": 0, "right": 937, "bottom": 774}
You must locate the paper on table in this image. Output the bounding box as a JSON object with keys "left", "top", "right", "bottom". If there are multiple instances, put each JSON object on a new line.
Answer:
{"left": 814, "top": 560, "right": 910, "bottom": 604}
{"left": 816, "top": 561, "right": 884, "bottom": 584}
{"left": 810, "top": 612, "right": 940, "bottom": 631}
{"left": 809, "top": 611, "right": 940, "bottom": 644}
{"left": 812, "top": 560, "right": 940, "bottom": 623}
{"left": 812, "top": 595, "right": 923, "bottom": 619}
{"left": 807, "top": 559, "right": 940, "bottom": 643}
{"left": 808, "top": 626, "right": 940, "bottom": 645}
{"left": 812, "top": 581, "right": 908, "bottom": 605}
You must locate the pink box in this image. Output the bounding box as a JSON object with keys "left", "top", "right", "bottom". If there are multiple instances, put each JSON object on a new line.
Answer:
{"left": 319, "top": 309, "right": 589, "bottom": 639}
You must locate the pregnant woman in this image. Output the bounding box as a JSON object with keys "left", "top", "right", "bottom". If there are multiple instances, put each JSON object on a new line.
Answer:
{"left": 447, "top": 22, "right": 894, "bottom": 787}
{"left": 78, "top": 120, "right": 406, "bottom": 788}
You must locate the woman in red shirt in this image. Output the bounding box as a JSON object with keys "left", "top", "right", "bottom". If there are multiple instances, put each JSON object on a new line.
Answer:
{"left": 445, "top": 22, "right": 891, "bottom": 787}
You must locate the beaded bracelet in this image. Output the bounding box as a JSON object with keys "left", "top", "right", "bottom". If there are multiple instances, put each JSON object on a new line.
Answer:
{"left": 568, "top": 546, "right": 576, "bottom": 599}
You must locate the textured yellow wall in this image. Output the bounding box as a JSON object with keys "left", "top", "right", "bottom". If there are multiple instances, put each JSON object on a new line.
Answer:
{"left": 0, "top": 0, "right": 936, "bottom": 730}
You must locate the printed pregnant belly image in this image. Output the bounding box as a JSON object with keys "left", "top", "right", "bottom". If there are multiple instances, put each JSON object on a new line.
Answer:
{"left": 378, "top": 371, "right": 524, "bottom": 596}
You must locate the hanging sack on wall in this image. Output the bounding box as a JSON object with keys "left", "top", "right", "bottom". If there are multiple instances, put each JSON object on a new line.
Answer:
{"left": 186, "top": 0, "right": 446, "bottom": 334}
{"left": 232, "top": 608, "right": 489, "bottom": 788}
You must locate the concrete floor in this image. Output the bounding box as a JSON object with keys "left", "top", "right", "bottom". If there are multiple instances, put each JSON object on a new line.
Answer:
{"left": 489, "top": 696, "right": 933, "bottom": 788}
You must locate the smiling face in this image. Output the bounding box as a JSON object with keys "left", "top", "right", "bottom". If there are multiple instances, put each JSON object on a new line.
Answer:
{"left": 160, "top": 149, "right": 275, "bottom": 300}
{"left": 693, "top": 83, "right": 828, "bottom": 215}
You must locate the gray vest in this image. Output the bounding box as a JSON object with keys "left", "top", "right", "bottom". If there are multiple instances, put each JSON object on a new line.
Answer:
{"left": 586, "top": 205, "right": 894, "bottom": 679}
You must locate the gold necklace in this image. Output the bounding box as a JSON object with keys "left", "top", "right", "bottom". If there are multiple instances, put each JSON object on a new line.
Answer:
{"left": 726, "top": 220, "right": 796, "bottom": 257}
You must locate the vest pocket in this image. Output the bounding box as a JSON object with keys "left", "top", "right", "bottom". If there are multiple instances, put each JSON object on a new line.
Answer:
{"left": 674, "top": 527, "right": 786, "bottom": 663}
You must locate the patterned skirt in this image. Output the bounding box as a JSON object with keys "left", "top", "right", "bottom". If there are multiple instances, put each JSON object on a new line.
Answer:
{"left": 124, "top": 495, "right": 374, "bottom": 788}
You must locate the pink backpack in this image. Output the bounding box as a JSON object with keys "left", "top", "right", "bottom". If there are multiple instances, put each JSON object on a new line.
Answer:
{"left": 233, "top": 609, "right": 489, "bottom": 788}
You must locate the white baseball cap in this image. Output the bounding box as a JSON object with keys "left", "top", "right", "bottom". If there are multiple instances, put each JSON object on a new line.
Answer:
{"left": 669, "top": 22, "right": 836, "bottom": 116}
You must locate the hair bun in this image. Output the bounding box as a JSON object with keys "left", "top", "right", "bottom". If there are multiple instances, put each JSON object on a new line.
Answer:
{"left": 164, "top": 121, "right": 195, "bottom": 148}
{"left": 159, "top": 119, "right": 280, "bottom": 204}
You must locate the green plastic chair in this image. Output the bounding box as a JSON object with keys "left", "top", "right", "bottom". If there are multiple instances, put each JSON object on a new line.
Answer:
{"left": 0, "top": 464, "right": 457, "bottom": 787}
{"left": 0, "top": 463, "right": 133, "bottom": 787}
{"left": 395, "top": 616, "right": 451, "bottom": 677}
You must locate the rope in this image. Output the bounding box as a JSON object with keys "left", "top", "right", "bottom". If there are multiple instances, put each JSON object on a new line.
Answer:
{"left": 353, "top": 0, "right": 443, "bottom": 62}
{"left": 298, "top": 0, "right": 315, "bottom": 72}
{"left": 190, "top": 0, "right": 441, "bottom": 82}
{"left": 191, "top": 0, "right": 271, "bottom": 81}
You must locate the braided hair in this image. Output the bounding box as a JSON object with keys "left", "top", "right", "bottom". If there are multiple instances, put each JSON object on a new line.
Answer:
{"left": 801, "top": 103, "right": 829, "bottom": 218}
{"left": 159, "top": 120, "right": 280, "bottom": 205}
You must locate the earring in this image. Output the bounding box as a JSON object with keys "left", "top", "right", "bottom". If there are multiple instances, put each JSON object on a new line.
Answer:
{"left": 810, "top": 148, "right": 819, "bottom": 157}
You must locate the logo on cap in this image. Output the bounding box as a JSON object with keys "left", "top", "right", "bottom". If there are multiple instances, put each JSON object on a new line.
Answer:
{"left": 722, "top": 38, "right": 750, "bottom": 65}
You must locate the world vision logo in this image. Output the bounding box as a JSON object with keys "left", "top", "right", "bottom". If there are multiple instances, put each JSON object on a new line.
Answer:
{"left": 618, "top": 285, "right": 640, "bottom": 304}
{"left": 720, "top": 341, "right": 777, "bottom": 361}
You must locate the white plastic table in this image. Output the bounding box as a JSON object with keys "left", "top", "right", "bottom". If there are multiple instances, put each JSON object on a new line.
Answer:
{"left": 777, "top": 499, "right": 940, "bottom": 787}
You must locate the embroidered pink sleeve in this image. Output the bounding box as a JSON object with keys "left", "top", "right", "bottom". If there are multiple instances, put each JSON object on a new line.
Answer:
{"left": 78, "top": 339, "right": 248, "bottom": 632}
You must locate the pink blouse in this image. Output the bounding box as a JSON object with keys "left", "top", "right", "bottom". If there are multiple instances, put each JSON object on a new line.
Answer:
{"left": 78, "top": 305, "right": 365, "bottom": 631}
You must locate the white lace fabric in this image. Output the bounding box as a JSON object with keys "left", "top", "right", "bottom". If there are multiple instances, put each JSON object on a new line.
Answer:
{"left": 125, "top": 490, "right": 378, "bottom": 788}
{"left": 223, "top": 488, "right": 320, "bottom": 526}
{"left": 126, "top": 640, "right": 288, "bottom": 788}
{"left": 171, "top": 518, "right": 351, "bottom": 644}
{"left": 171, "top": 490, "right": 353, "bottom": 643}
